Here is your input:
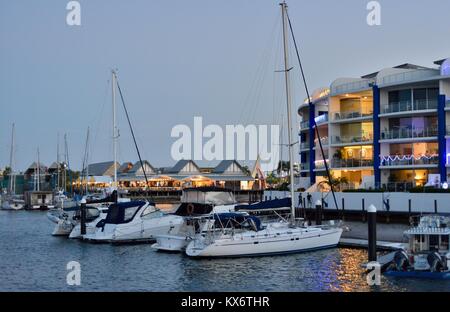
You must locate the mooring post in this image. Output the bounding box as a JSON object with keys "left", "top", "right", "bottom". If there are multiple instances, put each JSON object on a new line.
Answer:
{"left": 368, "top": 204, "right": 377, "bottom": 263}
{"left": 362, "top": 198, "right": 366, "bottom": 222}
{"left": 80, "top": 198, "right": 86, "bottom": 236}
{"left": 315, "top": 200, "right": 322, "bottom": 226}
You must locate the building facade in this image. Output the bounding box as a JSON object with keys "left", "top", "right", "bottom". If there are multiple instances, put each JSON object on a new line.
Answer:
{"left": 299, "top": 58, "right": 450, "bottom": 191}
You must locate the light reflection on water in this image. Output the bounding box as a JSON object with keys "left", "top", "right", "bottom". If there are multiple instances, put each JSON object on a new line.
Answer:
{"left": 0, "top": 210, "right": 449, "bottom": 292}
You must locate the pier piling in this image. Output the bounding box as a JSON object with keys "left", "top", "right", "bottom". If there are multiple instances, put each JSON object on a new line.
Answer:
{"left": 368, "top": 204, "right": 377, "bottom": 262}
{"left": 80, "top": 199, "right": 86, "bottom": 236}
{"left": 315, "top": 200, "right": 322, "bottom": 226}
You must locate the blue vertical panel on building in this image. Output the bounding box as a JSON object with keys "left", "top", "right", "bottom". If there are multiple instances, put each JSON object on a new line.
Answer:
{"left": 308, "top": 103, "right": 316, "bottom": 184}
{"left": 438, "top": 94, "right": 447, "bottom": 182}
{"left": 372, "top": 85, "right": 381, "bottom": 186}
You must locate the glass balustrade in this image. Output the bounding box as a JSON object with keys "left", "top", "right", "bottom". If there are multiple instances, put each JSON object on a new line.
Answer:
{"left": 380, "top": 126, "right": 438, "bottom": 140}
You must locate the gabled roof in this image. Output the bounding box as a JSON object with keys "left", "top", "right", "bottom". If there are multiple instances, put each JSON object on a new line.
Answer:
{"left": 27, "top": 162, "right": 47, "bottom": 170}
{"left": 48, "top": 162, "right": 59, "bottom": 170}
{"left": 212, "top": 160, "right": 246, "bottom": 174}
{"left": 128, "top": 160, "right": 155, "bottom": 175}
{"left": 87, "top": 161, "right": 117, "bottom": 176}
{"left": 168, "top": 160, "right": 200, "bottom": 174}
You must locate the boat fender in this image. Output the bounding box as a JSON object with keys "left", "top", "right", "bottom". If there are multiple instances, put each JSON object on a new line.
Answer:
{"left": 186, "top": 203, "right": 194, "bottom": 216}
{"left": 427, "top": 252, "right": 445, "bottom": 272}
{"left": 393, "top": 250, "right": 410, "bottom": 271}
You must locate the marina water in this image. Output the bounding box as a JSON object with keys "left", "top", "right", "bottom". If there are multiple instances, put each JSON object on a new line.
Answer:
{"left": 1, "top": 210, "right": 449, "bottom": 292}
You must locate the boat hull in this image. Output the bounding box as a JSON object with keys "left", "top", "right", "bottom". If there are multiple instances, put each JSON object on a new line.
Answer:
{"left": 186, "top": 227, "right": 343, "bottom": 258}
{"left": 384, "top": 270, "right": 450, "bottom": 280}
{"left": 152, "top": 235, "right": 191, "bottom": 252}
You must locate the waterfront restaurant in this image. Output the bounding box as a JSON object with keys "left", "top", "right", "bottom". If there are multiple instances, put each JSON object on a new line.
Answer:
{"left": 75, "top": 159, "right": 262, "bottom": 192}
{"left": 298, "top": 58, "right": 450, "bottom": 191}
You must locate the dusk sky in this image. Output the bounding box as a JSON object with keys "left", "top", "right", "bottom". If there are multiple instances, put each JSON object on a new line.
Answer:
{"left": 1, "top": 0, "right": 449, "bottom": 171}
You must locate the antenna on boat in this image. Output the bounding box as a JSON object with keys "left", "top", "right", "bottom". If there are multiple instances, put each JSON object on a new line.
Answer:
{"left": 8, "top": 123, "right": 15, "bottom": 194}
{"left": 280, "top": 1, "right": 296, "bottom": 222}
{"left": 285, "top": 6, "right": 340, "bottom": 212}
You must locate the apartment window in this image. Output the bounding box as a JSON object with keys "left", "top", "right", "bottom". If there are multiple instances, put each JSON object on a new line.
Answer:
{"left": 389, "top": 89, "right": 411, "bottom": 104}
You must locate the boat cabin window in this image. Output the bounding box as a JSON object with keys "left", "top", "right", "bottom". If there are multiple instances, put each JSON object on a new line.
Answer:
{"left": 429, "top": 235, "right": 439, "bottom": 251}
{"left": 441, "top": 235, "right": 449, "bottom": 251}
{"left": 412, "top": 234, "right": 426, "bottom": 252}
{"left": 124, "top": 206, "right": 141, "bottom": 222}
{"left": 141, "top": 206, "right": 159, "bottom": 219}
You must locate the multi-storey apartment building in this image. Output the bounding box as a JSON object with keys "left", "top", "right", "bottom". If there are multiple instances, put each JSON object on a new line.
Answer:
{"left": 298, "top": 58, "right": 450, "bottom": 190}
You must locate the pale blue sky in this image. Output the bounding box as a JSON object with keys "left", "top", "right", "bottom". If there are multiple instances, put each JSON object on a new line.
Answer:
{"left": 1, "top": 0, "right": 450, "bottom": 171}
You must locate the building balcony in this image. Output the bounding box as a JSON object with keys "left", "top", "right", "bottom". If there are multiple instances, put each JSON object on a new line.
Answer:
{"left": 300, "top": 163, "right": 310, "bottom": 171}
{"left": 331, "top": 159, "right": 374, "bottom": 169}
{"left": 314, "top": 137, "right": 329, "bottom": 148}
{"left": 299, "top": 121, "right": 309, "bottom": 131}
{"left": 300, "top": 142, "right": 310, "bottom": 150}
{"left": 380, "top": 126, "right": 438, "bottom": 141}
{"left": 314, "top": 113, "right": 329, "bottom": 126}
{"left": 331, "top": 111, "right": 373, "bottom": 123}
{"left": 379, "top": 154, "right": 439, "bottom": 168}
{"left": 331, "top": 133, "right": 373, "bottom": 146}
{"left": 381, "top": 100, "right": 438, "bottom": 116}
{"left": 314, "top": 159, "right": 330, "bottom": 170}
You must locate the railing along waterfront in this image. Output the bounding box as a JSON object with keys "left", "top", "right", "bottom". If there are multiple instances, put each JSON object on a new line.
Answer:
{"left": 382, "top": 99, "right": 438, "bottom": 114}
{"left": 380, "top": 126, "right": 438, "bottom": 140}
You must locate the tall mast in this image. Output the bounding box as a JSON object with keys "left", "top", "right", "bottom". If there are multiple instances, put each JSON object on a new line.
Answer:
{"left": 280, "top": 1, "right": 296, "bottom": 222}
{"left": 37, "top": 147, "right": 40, "bottom": 192}
{"left": 9, "top": 123, "right": 15, "bottom": 194}
{"left": 112, "top": 70, "right": 118, "bottom": 188}
{"left": 57, "top": 132, "right": 60, "bottom": 190}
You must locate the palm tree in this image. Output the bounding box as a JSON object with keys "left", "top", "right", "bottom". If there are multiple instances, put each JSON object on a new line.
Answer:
{"left": 318, "top": 174, "right": 349, "bottom": 192}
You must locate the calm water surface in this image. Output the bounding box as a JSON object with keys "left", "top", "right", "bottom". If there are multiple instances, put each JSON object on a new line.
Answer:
{"left": 1, "top": 210, "right": 449, "bottom": 292}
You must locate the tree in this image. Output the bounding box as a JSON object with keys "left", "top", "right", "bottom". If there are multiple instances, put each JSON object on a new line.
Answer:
{"left": 3, "top": 166, "right": 11, "bottom": 176}
{"left": 318, "top": 174, "right": 349, "bottom": 192}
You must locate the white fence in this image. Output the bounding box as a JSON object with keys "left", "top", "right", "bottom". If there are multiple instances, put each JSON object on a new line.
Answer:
{"left": 263, "top": 191, "right": 450, "bottom": 214}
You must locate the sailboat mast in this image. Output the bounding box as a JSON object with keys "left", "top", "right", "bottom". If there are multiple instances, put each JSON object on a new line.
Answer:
{"left": 8, "top": 123, "right": 15, "bottom": 194}
{"left": 57, "top": 133, "right": 60, "bottom": 190}
{"left": 280, "top": 2, "right": 296, "bottom": 221}
{"left": 112, "top": 70, "right": 118, "bottom": 188}
{"left": 37, "top": 148, "right": 40, "bottom": 192}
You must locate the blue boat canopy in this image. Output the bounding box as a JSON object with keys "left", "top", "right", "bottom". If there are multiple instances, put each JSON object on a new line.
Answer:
{"left": 213, "top": 213, "right": 263, "bottom": 231}
{"left": 235, "top": 198, "right": 291, "bottom": 211}
{"left": 103, "top": 201, "right": 147, "bottom": 225}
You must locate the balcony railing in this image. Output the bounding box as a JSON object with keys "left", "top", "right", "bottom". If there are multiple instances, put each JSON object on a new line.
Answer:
{"left": 331, "top": 80, "right": 372, "bottom": 95}
{"left": 382, "top": 99, "right": 438, "bottom": 114}
{"left": 380, "top": 155, "right": 439, "bottom": 167}
{"left": 300, "top": 142, "right": 310, "bottom": 150}
{"left": 314, "top": 113, "right": 329, "bottom": 125}
{"left": 380, "top": 126, "right": 438, "bottom": 140}
{"left": 300, "top": 163, "right": 310, "bottom": 171}
{"left": 331, "top": 159, "right": 374, "bottom": 168}
{"left": 332, "top": 111, "right": 373, "bottom": 121}
{"left": 314, "top": 137, "right": 329, "bottom": 147}
{"left": 299, "top": 121, "right": 309, "bottom": 130}
{"left": 314, "top": 159, "right": 330, "bottom": 170}
{"left": 331, "top": 133, "right": 373, "bottom": 145}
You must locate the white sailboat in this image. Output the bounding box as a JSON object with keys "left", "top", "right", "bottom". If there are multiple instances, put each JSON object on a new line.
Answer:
{"left": 185, "top": 2, "right": 343, "bottom": 258}
{"left": 1, "top": 123, "right": 25, "bottom": 210}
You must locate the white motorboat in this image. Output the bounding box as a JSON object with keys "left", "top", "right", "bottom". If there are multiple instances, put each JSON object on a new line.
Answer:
{"left": 1, "top": 195, "right": 25, "bottom": 210}
{"left": 185, "top": 213, "right": 342, "bottom": 258}
{"left": 86, "top": 187, "right": 238, "bottom": 244}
